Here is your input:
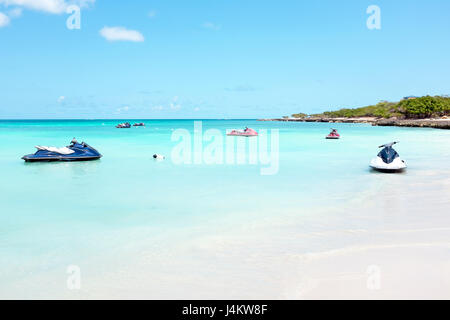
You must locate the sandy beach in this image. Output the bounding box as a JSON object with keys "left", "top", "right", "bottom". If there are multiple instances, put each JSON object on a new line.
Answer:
{"left": 78, "top": 168, "right": 450, "bottom": 300}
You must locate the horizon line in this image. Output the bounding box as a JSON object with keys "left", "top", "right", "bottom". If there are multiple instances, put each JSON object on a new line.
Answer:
{"left": 0, "top": 118, "right": 260, "bottom": 121}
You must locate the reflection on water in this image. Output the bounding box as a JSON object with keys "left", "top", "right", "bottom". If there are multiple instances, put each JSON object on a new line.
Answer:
{"left": 23, "top": 159, "right": 102, "bottom": 178}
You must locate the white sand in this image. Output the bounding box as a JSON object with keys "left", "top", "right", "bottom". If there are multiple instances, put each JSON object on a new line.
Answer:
{"left": 2, "top": 168, "right": 449, "bottom": 300}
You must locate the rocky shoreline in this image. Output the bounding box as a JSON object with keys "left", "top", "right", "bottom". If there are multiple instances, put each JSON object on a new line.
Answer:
{"left": 258, "top": 117, "right": 450, "bottom": 129}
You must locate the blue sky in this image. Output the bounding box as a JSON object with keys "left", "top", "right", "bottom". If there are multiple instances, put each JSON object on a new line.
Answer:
{"left": 1, "top": 0, "right": 450, "bottom": 119}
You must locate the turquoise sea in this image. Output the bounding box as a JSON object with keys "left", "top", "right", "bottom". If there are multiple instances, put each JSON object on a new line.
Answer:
{"left": 0, "top": 120, "right": 449, "bottom": 298}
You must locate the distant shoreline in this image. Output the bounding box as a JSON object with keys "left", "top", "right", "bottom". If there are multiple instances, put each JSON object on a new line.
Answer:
{"left": 258, "top": 117, "right": 450, "bottom": 129}
{"left": 269, "top": 95, "right": 450, "bottom": 129}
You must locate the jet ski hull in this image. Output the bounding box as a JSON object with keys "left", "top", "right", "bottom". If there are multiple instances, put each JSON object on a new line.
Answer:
{"left": 370, "top": 157, "right": 407, "bottom": 173}
{"left": 370, "top": 166, "right": 406, "bottom": 173}
{"left": 226, "top": 133, "right": 258, "bottom": 137}
{"left": 22, "top": 155, "right": 101, "bottom": 162}
{"left": 22, "top": 141, "right": 102, "bottom": 162}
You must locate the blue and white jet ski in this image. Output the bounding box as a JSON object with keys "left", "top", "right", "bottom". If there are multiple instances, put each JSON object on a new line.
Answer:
{"left": 370, "top": 142, "right": 406, "bottom": 172}
{"left": 22, "top": 138, "right": 102, "bottom": 162}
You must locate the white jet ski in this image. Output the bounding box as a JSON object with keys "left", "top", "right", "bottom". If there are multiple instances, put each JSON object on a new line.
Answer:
{"left": 370, "top": 142, "right": 407, "bottom": 173}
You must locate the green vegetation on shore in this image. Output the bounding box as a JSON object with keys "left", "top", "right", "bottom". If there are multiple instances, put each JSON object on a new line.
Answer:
{"left": 292, "top": 95, "right": 450, "bottom": 119}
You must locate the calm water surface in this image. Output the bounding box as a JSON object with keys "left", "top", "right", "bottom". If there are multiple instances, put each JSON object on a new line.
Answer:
{"left": 0, "top": 120, "right": 449, "bottom": 298}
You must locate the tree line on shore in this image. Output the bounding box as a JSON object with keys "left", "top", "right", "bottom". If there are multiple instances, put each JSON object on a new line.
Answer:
{"left": 291, "top": 95, "right": 450, "bottom": 120}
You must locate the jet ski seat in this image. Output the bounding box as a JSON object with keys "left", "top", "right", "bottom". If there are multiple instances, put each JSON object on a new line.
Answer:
{"left": 35, "top": 146, "right": 75, "bottom": 155}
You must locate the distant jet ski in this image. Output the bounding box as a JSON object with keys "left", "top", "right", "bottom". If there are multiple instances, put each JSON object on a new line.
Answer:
{"left": 227, "top": 127, "right": 258, "bottom": 137}
{"left": 326, "top": 128, "right": 340, "bottom": 139}
{"left": 133, "top": 123, "right": 145, "bottom": 127}
{"left": 370, "top": 142, "right": 406, "bottom": 172}
{"left": 22, "top": 138, "right": 102, "bottom": 162}
{"left": 116, "top": 122, "right": 131, "bottom": 128}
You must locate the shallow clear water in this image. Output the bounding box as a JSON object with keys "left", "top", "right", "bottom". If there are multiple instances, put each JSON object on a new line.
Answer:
{"left": 0, "top": 120, "right": 449, "bottom": 298}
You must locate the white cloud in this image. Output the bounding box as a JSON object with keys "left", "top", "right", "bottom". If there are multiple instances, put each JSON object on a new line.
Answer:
{"left": 100, "top": 26, "right": 144, "bottom": 42}
{"left": 194, "top": 107, "right": 200, "bottom": 112}
{"left": 0, "top": 0, "right": 94, "bottom": 14}
{"left": 151, "top": 96, "right": 181, "bottom": 111}
{"left": 0, "top": 12, "right": 10, "bottom": 27}
{"left": 57, "top": 96, "right": 65, "bottom": 103}
{"left": 202, "top": 21, "right": 220, "bottom": 30}
{"left": 0, "top": 0, "right": 65, "bottom": 14}
{"left": 152, "top": 97, "right": 183, "bottom": 112}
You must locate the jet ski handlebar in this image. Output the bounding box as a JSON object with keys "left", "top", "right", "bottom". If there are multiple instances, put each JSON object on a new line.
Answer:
{"left": 378, "top": 142, "right": 399, "bottom": 148}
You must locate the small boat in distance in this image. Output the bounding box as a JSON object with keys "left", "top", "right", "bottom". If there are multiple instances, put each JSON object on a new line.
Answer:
{"left": 326, "top": 129, "right": 340, "bottom": 139}
{"left": 22, "top": 138, "right": 102, "bottom": 162}
{"left": 227, "top": 127, "right": 258, "bottom": 137}
{"left": 116, "top": 122, "right": 131, "bottom": 128}
{"left": 133, "top": 123, "right": 145, "bottom": 127}
{"left": 370, "top": 142, "right": 407, "bottom": 173}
